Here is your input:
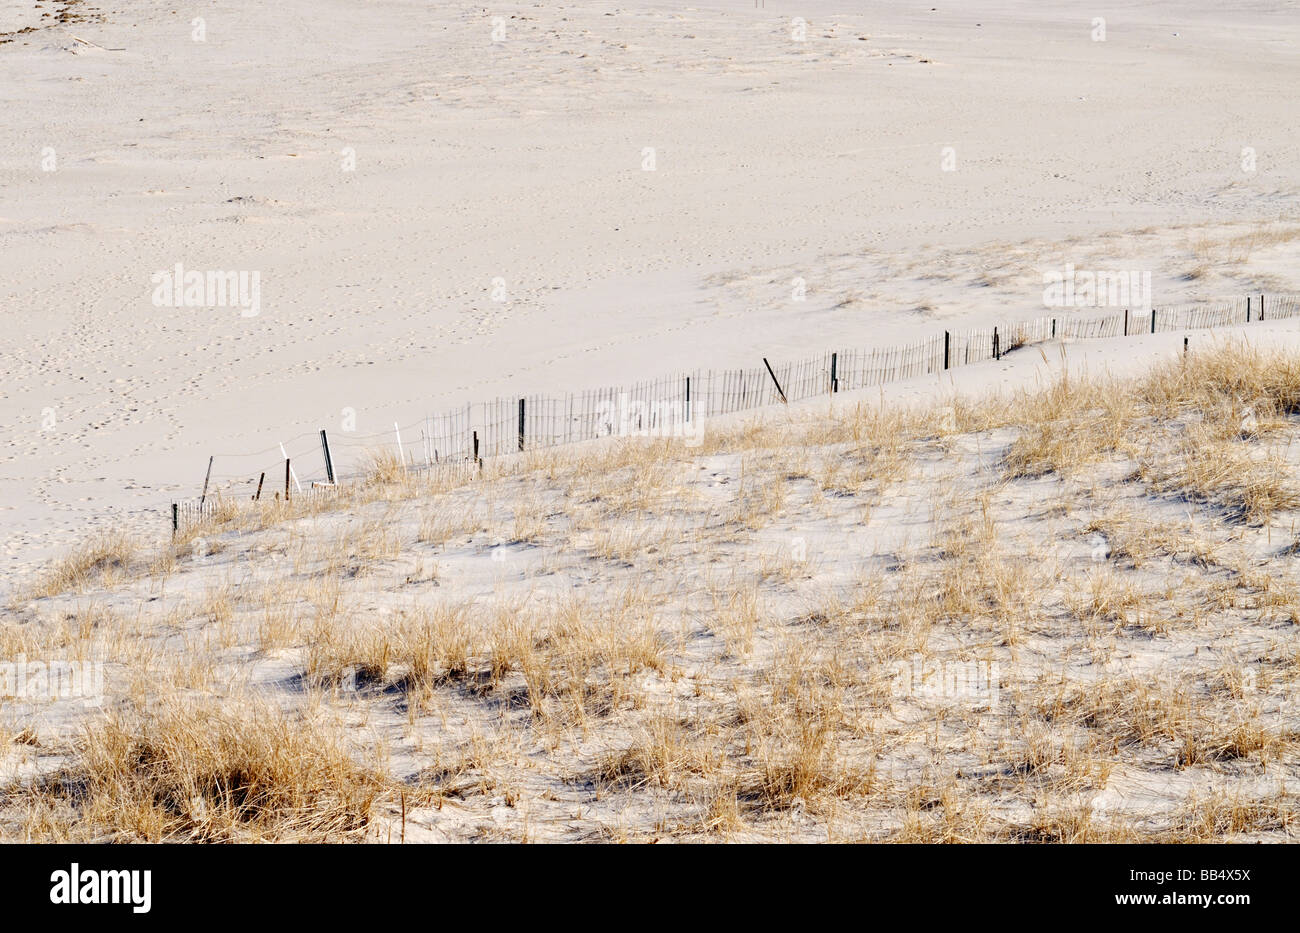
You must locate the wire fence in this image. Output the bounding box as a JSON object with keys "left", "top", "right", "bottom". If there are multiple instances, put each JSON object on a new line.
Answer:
{"left": 170, "top": 293, "right": 1300, "bottom": 532}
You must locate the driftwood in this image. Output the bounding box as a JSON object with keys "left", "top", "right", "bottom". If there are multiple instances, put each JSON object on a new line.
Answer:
{"left": 71, "top": 35, "right": 125, "bottom": 52}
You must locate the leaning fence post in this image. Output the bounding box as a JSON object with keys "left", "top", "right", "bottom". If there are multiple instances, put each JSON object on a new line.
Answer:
{"left": 518, "top": 398, "right": 526, "bottom": 451}
{"left": 762, "top": 357, "right": 788, "bottom": 404}
{"left": 320, "top": 430, "right": 335, "bottom": 484}
{"left": 254, "top": 472, "right": 265, "bottom": 501}
{"left": 200, "top": 455, "right": 214, "bottom": 505}
{"left": 279, "top": 443, "right": 302, "bottom": 494}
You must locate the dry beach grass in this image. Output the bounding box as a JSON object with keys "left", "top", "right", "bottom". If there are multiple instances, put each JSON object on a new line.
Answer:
{"left": 3, "top": 342, "right": 1300, "bottom": 842}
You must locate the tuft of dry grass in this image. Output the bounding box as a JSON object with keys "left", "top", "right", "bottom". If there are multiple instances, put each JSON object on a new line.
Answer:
{"left": 596, "top": 717, "right": 719, "bottom": 790}
{"left": 27, "top": 532, "right": 137, "bottom": 598}
{"left": 22, "top": 699, "right": 390, "bottom": 842}
{"left": 1139, "top": 426, "right": 1300, "bottom": 524}
{"left": 1002, "top": 374, "right": 1136, "bottom": 479}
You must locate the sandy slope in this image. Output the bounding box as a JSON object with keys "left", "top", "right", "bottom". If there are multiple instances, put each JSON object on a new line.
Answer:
{"left": 7, "top": 328, "right": 1300, "bottom": 842}
{"left": 2, "top": 0, "right": 1300, "bottom": 583}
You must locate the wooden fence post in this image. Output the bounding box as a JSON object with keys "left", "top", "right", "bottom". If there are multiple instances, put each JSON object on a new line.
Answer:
{"left": 518, "top": 398, "right": 525, "bottom": 451}
{"left": 685, "top": 376, "right": 691, "bottom": 421}
{"left": 1151, "top": 309, "right": 1156, "bottom": 334}
{"left": 320, "top": 430, "right": 335, "bottom": 484}
{"left": 993, "top": 328, "right": 1000, "bottom": 361}
{"left": 762, "top": 358, "right": 788, "bottom": 404}
{"left": 943, "top": 333, "right": 950, "bottom": 370}
{"left": 172, "top": 503, "right": 178, "bottom": 535}
{"left": 1123, "top": 309, "right": 1129, "bottom": 336}
{"left": 1260, "top": 293, "right": 1266, "bottom": 321}
{"left": 830, "top": 352, "right": 839, "bottom": 392}
{"left": 279, "top": 443, "right": 302, "bottom": 494}
{"left": 284, "top": 458, "right": 291, "bottom": 502}
{"left": 200, "top": 455, "right": 214, "bottom": 505}
{"left": 254, "top": 472, "right": 265, "bottom": 501}
{"left": 1247, "top": 295, "right": 1252, "bottom": 323}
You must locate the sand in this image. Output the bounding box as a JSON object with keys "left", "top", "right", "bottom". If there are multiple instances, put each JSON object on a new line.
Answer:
{"left": 3, "top": 0, "right": 1300, "bottom": 590}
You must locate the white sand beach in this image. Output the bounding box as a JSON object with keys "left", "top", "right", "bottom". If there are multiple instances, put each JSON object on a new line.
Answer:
{"left": 3, "top": 0, "right": 1299, "bottom": 581}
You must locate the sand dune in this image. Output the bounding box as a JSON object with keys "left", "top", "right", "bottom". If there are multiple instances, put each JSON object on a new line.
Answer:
{"left": 3, "top": 0, "right": 1299, "bottom": 585}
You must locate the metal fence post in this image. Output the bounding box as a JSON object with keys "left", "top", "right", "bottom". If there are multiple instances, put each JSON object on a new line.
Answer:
{"left": 320, "top": 430, "right": 335, "bottom": 484}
